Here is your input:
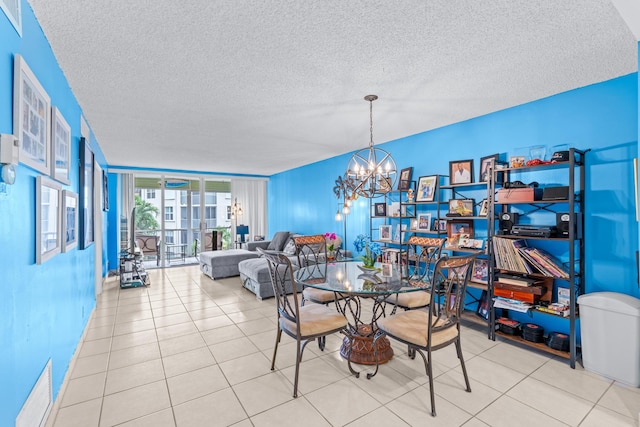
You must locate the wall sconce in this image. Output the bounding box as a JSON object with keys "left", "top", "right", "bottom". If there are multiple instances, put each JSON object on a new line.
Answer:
{"left": 231, "top": 197, "right": 243, "bottom": 220}
{"left": 0, "top": 134, "right": 19, "bottom": 185}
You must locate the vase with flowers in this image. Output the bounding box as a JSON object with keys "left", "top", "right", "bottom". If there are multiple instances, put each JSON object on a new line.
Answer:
{"left": 324, "top": 232, "right": 337, "bottom": 260}
{"left": 353, "top": 234, "right": 382, "bottom": 270}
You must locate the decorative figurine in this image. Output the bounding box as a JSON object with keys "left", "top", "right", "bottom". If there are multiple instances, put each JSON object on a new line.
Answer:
{"left": 407, "top": 188, "right": 414, "bottom": 202}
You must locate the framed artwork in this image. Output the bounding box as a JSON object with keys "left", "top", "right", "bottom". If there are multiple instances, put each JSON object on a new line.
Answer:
{"left": 479, "top": 199, "right": 489, "bottom": 216}
{"left": 379, "top": 224, "right": 392, "bottom": 241}
{"left": 374, "top": 202, "right": 386, "bottom": 217}
{"left": 61, "top": 190, "right": 78, "bottom": 252}
{"left": 14, "top": 54, "right": 51, "bottom": 175}
{"left": 476, "top": 290, "right": 489, "bottom": 320}
{"left": 417, "top": 213, "right": 432, "bottom": 230}
{"left": 0, "top": 0, "right": 22, "bottom": 36}
{"left": 448, "top": 199, "right": 474, "bottom": 216}
{"left": 449, "top": 159, "right": 473, "bottom": 185}
{"left": 415, "top": 175, "right": 437, "bottom": 202}
{"left": 51, "top": 107, "right": 71, "bottom": 184}
{"left": 102, "top": 170, "right": 109, "bottom": 211}
{"left": 381, "top": 263, "right": 393, "bottom": 277}
{"left": 377, "top": 176, "right": 392, "bottom": 192}
{"left": 398, "top": 167, "right": 413, "bottom": 190}
{"left": 36, "top": 176, "right": 61, "bottom": 264}
{"left": 79, "top": 137, "right": 94, "bottom": 249}
{"left": 447, "top": 220, "right": 474, "bottom": 246}
{"left": 436, "top": 219, "right": 447, "bottom": 232}
{"left": 479, "top": 153, "right": 499, "bottom": 182}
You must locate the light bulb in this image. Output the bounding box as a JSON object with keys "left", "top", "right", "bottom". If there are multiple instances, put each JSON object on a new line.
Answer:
{"left": 342, "top": 205, "right": 350, "bottom": 215}
{"left": 335, "top": 210, "right": 342, "bottom": 221}
{"left": 345, "top": 198, "right": 352, "bottom": 207}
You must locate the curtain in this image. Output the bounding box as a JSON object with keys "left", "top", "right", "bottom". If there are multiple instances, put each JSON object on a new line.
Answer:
{"left": 120, "top": 173, "right": 134, "bottom": 250}
{"left": 231, "top": 178, "right": 267, "bottom": 242}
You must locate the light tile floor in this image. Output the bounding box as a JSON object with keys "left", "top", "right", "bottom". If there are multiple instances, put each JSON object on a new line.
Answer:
{"left": 47, "top": 266, "right": 640, "bottom": 427}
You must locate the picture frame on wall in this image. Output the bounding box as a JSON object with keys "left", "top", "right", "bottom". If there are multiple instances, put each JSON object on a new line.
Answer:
{"left": 51, "top": 107, "right": 71, "bottom": 184}
{"left": 398, "top": 167, "right": 413, "bottom": 190}
{"left": 61, "top": 190, "right": 78, "bottom": 252}
{"left": 36, "top": 176, "right": 61, "bottom": 264}
{"left": 415, "top": 175, "right": 438, "bottom": 202}
{"left": 0, "top": 0, "right": 22, "bottom": 36}
{"left": 102, "top": 170, "right": 109, "bottom": 211}
{"left": 437, "top": 219, "right": 447, "bottom": 232}
{"left": 479, "top": 153, "right": 499, "bottom": 182}
{"left": 449, "top": 159, "right": 473, "bottom": 185}
{"left": 374, "top": 202, "right": 386, "bottom": 217}
{"left": 79, "top": 137, "right": 94, "bottom": 249}
{"left": 14, "top": 54, "right": 51, "bottom": 175}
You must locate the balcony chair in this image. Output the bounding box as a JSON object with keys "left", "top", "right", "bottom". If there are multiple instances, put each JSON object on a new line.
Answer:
{"left": 385, "top": 236, "right": 446, "bottom": 312}
{"left": 370, "top": 253, "right": 477, "bottom": 416}
{"left": 258, "top": 248, "right": 355, "bottom": 398}
{"left": 135, "top": 233, "right": 160, "bottom": 266}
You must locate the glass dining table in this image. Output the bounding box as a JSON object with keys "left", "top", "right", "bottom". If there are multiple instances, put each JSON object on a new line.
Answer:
{"left": 295, "top": 260, "right": 430, "bottom": 367}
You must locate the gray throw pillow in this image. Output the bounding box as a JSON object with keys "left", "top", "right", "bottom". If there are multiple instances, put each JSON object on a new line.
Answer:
{"left": 267, "top": 231, "right": 290, "bottom": 251}
{"left": 282, "top": 238, "right": 296, "bottom": 255}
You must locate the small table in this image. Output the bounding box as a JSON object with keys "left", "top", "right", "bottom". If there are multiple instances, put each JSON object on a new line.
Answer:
{"left": 165, "top": 244, "right": 186, "bottom": 264}
{"left": 296, "top": 261, "right": 429, "bottom": 366}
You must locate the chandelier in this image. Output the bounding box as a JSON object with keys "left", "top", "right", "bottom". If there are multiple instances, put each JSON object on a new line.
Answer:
{"left": 346, "top": 95, "right": 397, "bottom": 198}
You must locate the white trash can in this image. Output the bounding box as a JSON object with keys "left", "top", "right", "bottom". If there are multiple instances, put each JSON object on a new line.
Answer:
{"left": 578, "top": 292, "right": 640, "bottom": 387}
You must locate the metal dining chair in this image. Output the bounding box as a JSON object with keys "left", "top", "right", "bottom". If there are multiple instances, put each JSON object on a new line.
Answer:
{"left": 257, "top": 248, "right": 355, "bottom": 398}
{"left": 293, "top": 235, "right": 343, "bottom": 306}
{"left": 385, "top": 236, "right": 446, "bottom": 312}
{"left": 370, "top": 253, "right": 477, "bottom": 416}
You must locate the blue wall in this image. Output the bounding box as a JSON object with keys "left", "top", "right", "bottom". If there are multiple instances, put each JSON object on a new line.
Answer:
{"left": 0, "top": 2, "right": 109, "bottom": 425}
{"left": 269, "top": 73, "right": 639, "bottom": 336}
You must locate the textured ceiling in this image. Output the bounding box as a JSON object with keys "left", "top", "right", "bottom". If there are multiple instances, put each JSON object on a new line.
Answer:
{"left": 28, "top": 0, "right": 638, "bottom": 176}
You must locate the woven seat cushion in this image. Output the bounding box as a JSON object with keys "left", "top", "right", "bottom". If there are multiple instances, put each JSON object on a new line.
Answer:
{"left": 303, "top": 287, "right": 340, "bottom": 304}
{"left": 279, "top": 304, "right": 347, "bottom": 337}
{"left": 377, "top": 310, "right": 457, "bottom": 348}
{"left": 385, "top": 290, "right": 431, "bottom": 309}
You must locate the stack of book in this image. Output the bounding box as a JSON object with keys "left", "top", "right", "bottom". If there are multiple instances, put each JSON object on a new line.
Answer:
{"left": 496, "top": 273, "right": 541, "bottom": 287}
{"left": 536, "top": 303, "right": 571, "bottom": 317}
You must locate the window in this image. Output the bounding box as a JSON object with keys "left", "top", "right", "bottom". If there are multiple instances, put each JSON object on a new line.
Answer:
{"left": 165, "top": 206, "right": 174, "bottom": 221}
{"left": 146, "top": 189, "right": 155, "bottom": 199}
{"left": 205, "top": 206, "right": 216, "bottom": 228}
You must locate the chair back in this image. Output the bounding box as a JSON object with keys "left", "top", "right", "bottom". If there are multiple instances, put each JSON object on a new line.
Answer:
{"left": 258, "top": 248, "right": 301, "bottom": 326}
{"left": 293, "top": 235, "right": 327, "bottom": 267}
{"left": 428, "top": 254, "right": 476, "bottom": 339}
{"left": 135, "top": 234, "right": 159, "bottom": 256}
{"left": 405, "top": 236, "right": 446, "bottom": 282}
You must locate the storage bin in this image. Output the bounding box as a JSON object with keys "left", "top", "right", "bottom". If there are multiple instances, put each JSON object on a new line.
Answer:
{"left": 578, "top": 292, "right": 640, "bottom": 387}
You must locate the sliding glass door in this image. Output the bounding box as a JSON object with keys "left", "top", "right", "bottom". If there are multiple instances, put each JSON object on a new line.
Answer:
{"left": 133, "top": 174, "right": 231, "bottom": 268}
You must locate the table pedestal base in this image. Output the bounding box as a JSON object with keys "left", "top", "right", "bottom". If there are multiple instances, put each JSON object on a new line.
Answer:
{"left": 340, "top": 325, "right": 393, "bottom": 365}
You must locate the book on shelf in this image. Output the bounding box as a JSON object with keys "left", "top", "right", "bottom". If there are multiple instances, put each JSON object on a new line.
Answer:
{"left": 557, "top": 287, "right": 570, "bottom": 306}
{"left": 492, "top": 297, "right": 532, "bottom": 313}
{"left": 535, "top": 303, "right": 571, "bottom": 317}
{"left": 496, "top": 273, "right": 541, "bottom": 287}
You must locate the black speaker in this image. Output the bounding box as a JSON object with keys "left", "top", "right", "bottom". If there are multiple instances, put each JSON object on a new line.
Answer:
{"left": 498, "top": 212, "right": 519, "bottom": 234}
{"left": 556, "top": 212, "right": 582, "bottom": 238}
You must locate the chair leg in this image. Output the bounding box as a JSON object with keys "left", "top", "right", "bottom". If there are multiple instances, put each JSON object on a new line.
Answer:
{"left": 415, "top": 348, "right": 436, "bottom": 416}
{"left": 293, "top": 338, "right": 302, "bottom": 398}
{"left": 456, "top": 339, "right": 471, "bottom": 392}
{"left": 317, "top": 335, "right": 326, "bottom": 351}
{"left": 271, "top": 328, "right": 282, "bottom": 371}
